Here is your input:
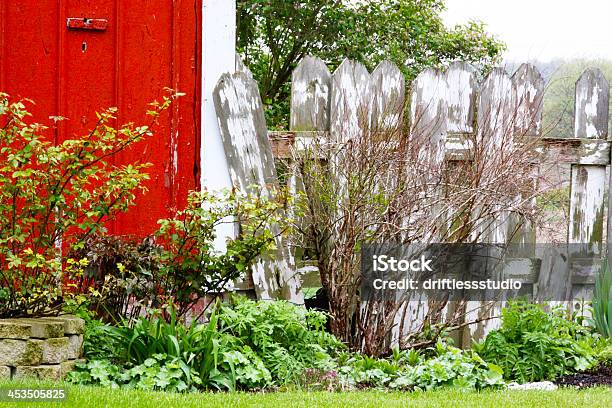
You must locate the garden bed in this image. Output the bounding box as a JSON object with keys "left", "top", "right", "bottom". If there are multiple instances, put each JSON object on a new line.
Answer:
{"left": 555, "top": 365, "right": 612, "bottom": 389}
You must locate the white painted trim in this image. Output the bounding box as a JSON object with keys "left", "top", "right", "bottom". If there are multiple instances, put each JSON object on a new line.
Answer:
{"left": 201, "top": 0, "right": 236, "bottom": 248}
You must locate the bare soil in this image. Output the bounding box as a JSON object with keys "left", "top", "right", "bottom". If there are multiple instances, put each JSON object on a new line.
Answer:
{"left": 554, "top": 365, "right": 612, "bottom": 389}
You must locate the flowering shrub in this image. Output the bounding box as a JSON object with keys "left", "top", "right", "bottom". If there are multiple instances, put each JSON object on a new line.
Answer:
{"left": 0, "top": 92, "right": 176, "bottom": 317}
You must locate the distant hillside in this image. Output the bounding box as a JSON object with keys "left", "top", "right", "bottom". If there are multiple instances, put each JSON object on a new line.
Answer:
{"left": 505, "top": 59, "right": 612, "bottom": 137}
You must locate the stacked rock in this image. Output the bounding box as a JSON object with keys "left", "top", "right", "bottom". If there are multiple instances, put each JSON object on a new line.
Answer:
{"left": 0, "top": 315, "right": 84, "bottom": 380}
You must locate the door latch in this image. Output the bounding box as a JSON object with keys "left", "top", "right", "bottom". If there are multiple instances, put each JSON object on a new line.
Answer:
{"left": 66, "top": 18, "right": 108, "bottom": 31}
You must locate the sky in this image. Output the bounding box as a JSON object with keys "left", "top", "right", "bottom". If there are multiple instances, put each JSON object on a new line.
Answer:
{"left": 442, "top": 0, "right": 612, "bottom": 62}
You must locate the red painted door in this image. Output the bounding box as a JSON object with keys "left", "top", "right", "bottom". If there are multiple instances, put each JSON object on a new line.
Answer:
{"left": 0, "top": 0, "right": 201, "bottom": 237}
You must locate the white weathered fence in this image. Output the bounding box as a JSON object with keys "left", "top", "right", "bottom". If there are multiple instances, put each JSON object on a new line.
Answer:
{"left": 214, "top": 55, "right": 611, "bottom": 344}
{"left": 213, "top": 71, "right": 304, "bottom": 305}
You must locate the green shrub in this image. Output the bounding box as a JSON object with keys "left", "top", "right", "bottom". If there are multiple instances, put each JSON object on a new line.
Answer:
{"left": 70, "top": 297, "right": 342, "bottom": 391}
{"left": 217, "top": 296, "right": 344, "bottom": 384}
{"left": 72, "top": 302, "right": 269, "bottom": 391}
{"left": 72, "top": 300, "right": 509, "bottom": 393}
{"left": 474, "top": 302, "right": 594, "bottom": 383}
{"left": 70, "top": 188, "right": 289, "bottom": 322}
{"left": 0, "top": 92, "right": 175, "bottom": 318}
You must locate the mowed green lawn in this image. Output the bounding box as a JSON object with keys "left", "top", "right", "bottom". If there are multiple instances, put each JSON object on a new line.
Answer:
{"left": 0, "top": 382, "right": 610, "bottom": 408}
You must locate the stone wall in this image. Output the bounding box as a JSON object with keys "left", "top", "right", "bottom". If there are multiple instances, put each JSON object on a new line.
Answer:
{"left": 0, "top": 315, "right": 84, "bottom": 380}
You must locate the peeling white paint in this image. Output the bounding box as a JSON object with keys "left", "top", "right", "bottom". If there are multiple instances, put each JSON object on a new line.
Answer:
{"left": 513, "top": 64, "right": 544, "bottom": 136}
{"left": 216, "top": 79, "right": 269, "bottom": 186}
{"left": 445, "top": 62, "right": 477, "bottom": 133}
{"left": 331, "top": 59, "right": 373, "bottom": 143}
{"left": 569, "top": 165, "right": 605, "bottom": 255}
{"left": 411, "top": 68, "right": 448, "bottom": 165}
{"left": 372, "top": 61, "right": 405, "bottom": 129}
{"left": 478, "top": 68, "right": 515, "bottom": 152}
{"left": 291, "top": 56, "right": 331, "bottom": 132}
{"left": 574, "top": 68, "right": 609, "bottom": 139}
{"left": 576, "top": 82, "right": 601, "bottom": 138}
{"left": 214, "top": 72, "right": 304, "bottom": 305}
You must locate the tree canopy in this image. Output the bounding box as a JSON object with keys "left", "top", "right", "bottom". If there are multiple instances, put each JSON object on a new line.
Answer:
{"left": 237, "top": 0, "right": 506, "bottom": 128}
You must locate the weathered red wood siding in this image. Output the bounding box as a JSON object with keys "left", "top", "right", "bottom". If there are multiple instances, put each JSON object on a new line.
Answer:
{"left": 0, "top": 0, "right": 202, "bottom": 237}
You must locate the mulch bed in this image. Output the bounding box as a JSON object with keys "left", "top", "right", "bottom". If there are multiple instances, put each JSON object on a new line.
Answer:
{"left": 554, "top": 365, "right": 612, "bottom": 389}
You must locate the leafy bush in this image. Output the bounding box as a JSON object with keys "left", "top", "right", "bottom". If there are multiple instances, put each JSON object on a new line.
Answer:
{"left": 217, "top": 296, "right": 343, "bottom": 384}
{"left": 0, "top": 92, "right": 175, "bottom": 318}
{"left": 153, "top": 190, "right": 288, "bottom": 319}
{"left": 71, "top": 188, "right": 289, "bottom": 322}
{"left": 71, "top": 299, "right": 512, "bottom": 393}
{"left": 70, "top": 297, "right": 342, "bottom": 391}
{"left": 592, "top": 260, "right": 612, "bottom": 337}
{"left": 474, "top": 302, "right": 594, "bottom": 383}
{"left": 72, "top": 302, "right": 271, "bottom": 391}
{"left": 337, "top": 343, "right": 504, "bottom": 391}
{"left": 69, "top": 234, "right": 161, "bottom": 323}
{"left": 73, "top": 305, "right": 505, "bottom": 393}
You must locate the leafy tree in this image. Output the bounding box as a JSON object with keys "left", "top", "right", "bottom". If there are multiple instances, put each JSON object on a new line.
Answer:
{"left": 237, "top": 0, "right": 506, "bottom": 128}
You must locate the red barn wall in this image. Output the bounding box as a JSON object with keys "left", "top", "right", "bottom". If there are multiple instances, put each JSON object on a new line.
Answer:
{"left": 0, "top": 0, "right": 202, "bottom": 237}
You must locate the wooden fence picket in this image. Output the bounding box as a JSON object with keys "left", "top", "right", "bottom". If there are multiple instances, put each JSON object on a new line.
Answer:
{"left": 478, "top": 68, "right": 516, "bottom": 156}
{"left": 569, "top": 69, "right": 609, "bottom": 257}
{"left": 440, "top": 62, "right": 478, "bottom": 345}
{"left": 328, "top": 58, "right": 373, "bottom": 251}
{"left": 410, "top": 68, "right": 447, "bottom": 166}
{"left": 508, "top": 64, "right": 544, "bottom": 252}
{"left": 290, "top": 56, "right": 332, "bottom": 133}
{"left": 288, "top": 56, "right": 332, "bottom": 271}
{"left": 574, "top": 68, "right": 609, "bottom": 139}
{"left": 501, "top": 64, "right": 545, "bottom": 305}
{"left": 213, "top": 72, "right": 304, "bottom": 304}
{"left": 512, "top": 63, "right": 544, "bottom": 137}
{"left": 568, "top": 68, "right": 609, "bottom": 306}
{"left": 330, "top": 59, "right": 373, "bottom": 143}
{"left": 395, "top": 68, "right": 449, "bottom": 342}
{"left": 371, "top": 61, "right": 405, "bottom": 130}
{"left": 444, "top": 61, "right": 478, "bottom": 134}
